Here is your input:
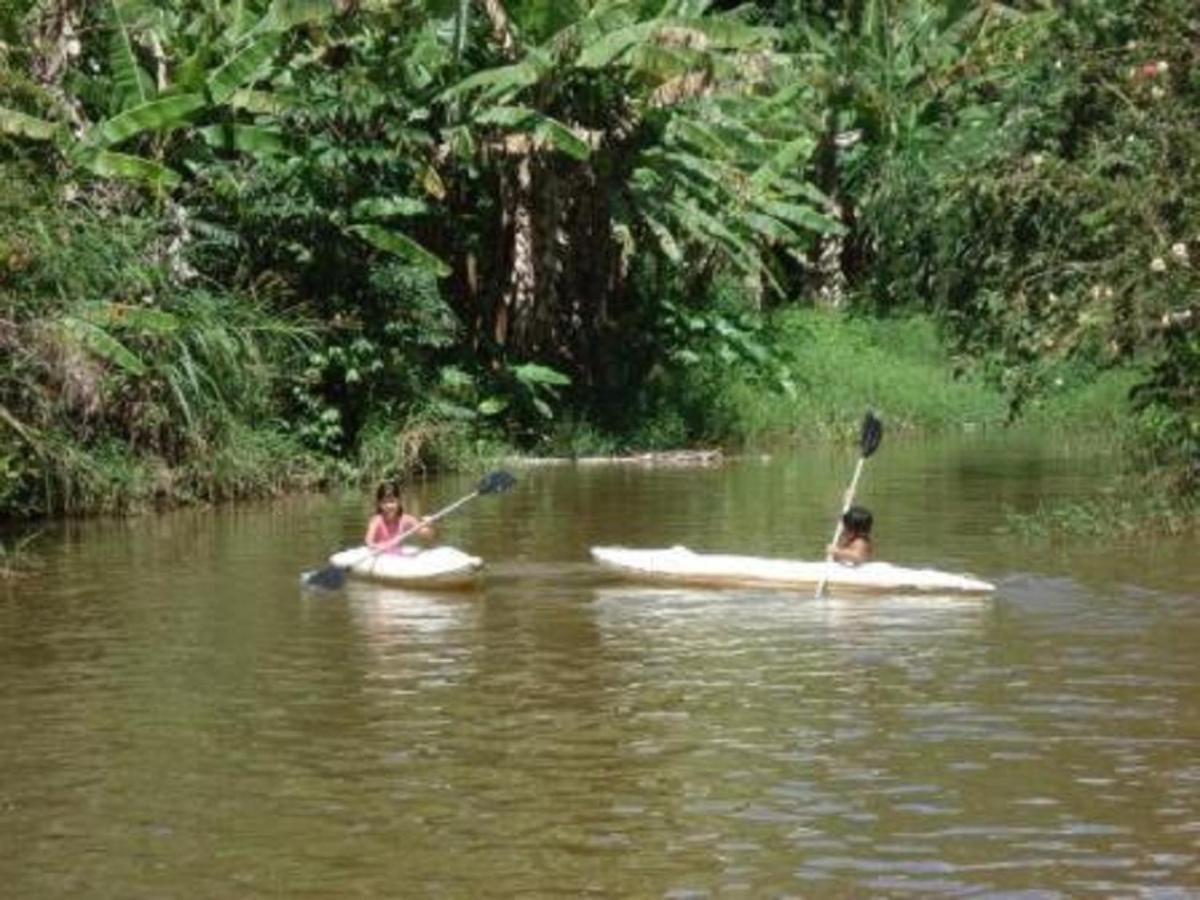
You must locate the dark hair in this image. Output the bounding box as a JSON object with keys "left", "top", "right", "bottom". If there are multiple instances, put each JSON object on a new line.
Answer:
{"left": 375, "top": 481, "right": 403, "bottom": 511}
{"left": 842, "top": 505, "right": 873, "bottom": 535}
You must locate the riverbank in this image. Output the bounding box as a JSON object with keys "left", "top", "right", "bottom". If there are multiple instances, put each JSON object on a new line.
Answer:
{"left": 0, "top": 307, "right": 1150, "bottom": 525}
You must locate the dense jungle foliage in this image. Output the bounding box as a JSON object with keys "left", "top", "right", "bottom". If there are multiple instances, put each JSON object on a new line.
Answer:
{"left": 0, "top": 0, "right": 1196, "bottom": 520}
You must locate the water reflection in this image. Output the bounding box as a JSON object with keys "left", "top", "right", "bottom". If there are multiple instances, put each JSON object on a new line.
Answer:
{"left": 2, "top": 434, "right": 1199, "bottom": 896}
{"left": 342, "top": 582, "right": 479, "bottom": 639}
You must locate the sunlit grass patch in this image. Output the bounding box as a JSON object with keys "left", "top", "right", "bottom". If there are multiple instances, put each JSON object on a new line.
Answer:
{"left": 718, "top": 309, "right": 1009, "bottom": 447}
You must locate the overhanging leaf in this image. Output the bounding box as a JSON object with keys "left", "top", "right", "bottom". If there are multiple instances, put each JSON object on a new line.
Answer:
{"left": 76, "top": 149, "right": 182, "bottom": 189}
{"left": 673, "top": 118, "right": 733, "bottom": 160}
{"left": 59, "top": 316, "right": 148, "bottom": 376}
{"left": 0, "top": 107, "right": 60, "bottom": 142}
{"left": 757, "top": 199, "right": 845, "bottom": 235}
{"left": 748, "top": 137, "right": 817, "bottom": 192}
{"left": 439, "top": 60, "right": 541, "bottom": 103}
{"left": 108, "top": 0, "right": 153, "bottom": 111}
{"left": 94, "top": 94, "right": 205, "bottom": 147}
{"left": 475, "top": 105, "right": 539, "bottom": 128}
{"left": 268, "top": 0, "right": 335, "bottom": 28}
{"left": 512, "top": 363, "right": 571, "bottom": 387}
{"left": 348, "top": 224, "right": 450, "bottom": 277}
{"left": 576, "top": 20, "right": 658, "bottom": 69}
{"left": 478, "top": 397, "right": 508, "bottom": 416}
{"left": 199, "top": 123, "right": 289, "bottom": 156}
{"left": 641, "top": 213, "right": 683, "bottom": 263}
{"left": 79, "top": 302, "right": 180, "bottom": 334}
{"left": 420, "top": 165, "right": 446, "bottom": 200}
{"left": 207, "top": 31, "right": 283, "bottom": 104}
{"left": 535, "top": 116, "right": 590, "bottom": 160}
{"left": 228, "top": 89, "right": 290, "bottom": 115}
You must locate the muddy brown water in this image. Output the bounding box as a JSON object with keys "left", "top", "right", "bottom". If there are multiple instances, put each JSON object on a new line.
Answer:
{"left": 2, "top": 433, "right": 1198, "bottom": 896}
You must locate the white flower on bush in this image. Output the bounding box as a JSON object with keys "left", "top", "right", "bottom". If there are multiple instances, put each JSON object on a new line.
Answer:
{"left": 1150, "top": 257, "right": 1167, "bottom": 273}
{"left": 1170, "top": 242, "right": 1189, "bottom": 264}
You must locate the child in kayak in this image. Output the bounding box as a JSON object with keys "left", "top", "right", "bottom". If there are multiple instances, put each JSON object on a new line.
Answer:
{"left": 365, "top": 481, "right": 434, "bottom": 554}
{"left": 828, "top": 504, "right": 873, "bottom": 565}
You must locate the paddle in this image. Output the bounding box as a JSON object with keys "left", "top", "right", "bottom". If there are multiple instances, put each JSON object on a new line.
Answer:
{"left": 815, "top": 412, "right": 883, "bottom": 598}
{"left": 301, "top": 470, "right": 517, "bottom": 590}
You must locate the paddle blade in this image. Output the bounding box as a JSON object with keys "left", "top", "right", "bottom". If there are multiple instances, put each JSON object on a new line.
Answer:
{"left": 301, "top": 564, "right": 347, "bottom": 591}
{"left": 477, "top": 470, "right": 517, "bottom": 495}
{"left": 859, "top": 412, "right": 884, "bottom": 458}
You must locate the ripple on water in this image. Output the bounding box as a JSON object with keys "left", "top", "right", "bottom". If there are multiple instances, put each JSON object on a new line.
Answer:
{"left": 4, "top": 465, "right": 1200, "bottom": 898}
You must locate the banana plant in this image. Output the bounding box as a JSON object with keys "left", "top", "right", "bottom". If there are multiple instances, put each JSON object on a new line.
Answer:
{"left": 787, "top": 0, "right": 1030, "bottom": 301}
{"left": 0, "top": 0, "right": 337, "bottom": 189}
{"left": 436, "top": 0, "right": 837, "bottom": 370}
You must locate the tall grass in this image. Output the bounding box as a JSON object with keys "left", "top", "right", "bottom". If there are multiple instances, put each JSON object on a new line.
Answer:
{"left": 355, "top": 412, "right": 511, "bottom": 484}
{"left": 623, "top": 309, "right": 1009, "bottom": 451}
{"left": 0, "top": 161, "right": 322, "bottom": 515}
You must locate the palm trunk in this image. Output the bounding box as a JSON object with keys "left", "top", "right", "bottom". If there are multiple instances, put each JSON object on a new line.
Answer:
{"left": 496, "top": 154, "right": 538, "bottom": 349}
{"left": 811, "top": 115, "right": 851, "bottom": 308}
{"left": 477, "top": 0, "right": 517, "bottom": 59}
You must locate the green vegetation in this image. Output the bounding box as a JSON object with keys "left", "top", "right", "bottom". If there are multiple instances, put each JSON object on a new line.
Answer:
{"left": 0, "top": 0, "right": 1196, "bottom": 530}
{"left": 590, "top": 305, "right": 1007, "bottom": 453}
{"left": 1006, "top": 474, "right": 1197, "bottom": 538}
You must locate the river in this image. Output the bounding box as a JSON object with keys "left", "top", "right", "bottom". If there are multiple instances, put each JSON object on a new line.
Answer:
{"left": 2, "top": 432, "right": 1198, "bottom": 896}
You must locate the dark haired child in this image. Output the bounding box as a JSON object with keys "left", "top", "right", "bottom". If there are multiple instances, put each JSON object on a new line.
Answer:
{"left": 827, "top": 504, "right": 873, "bottom": 565}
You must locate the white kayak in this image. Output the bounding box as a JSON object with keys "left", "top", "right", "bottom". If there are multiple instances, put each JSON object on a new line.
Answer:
{"left": 328, "top": 546, "right": 483, "bottom": 589}
{"left": 590, "top": 546, "right": 995, "bottom": 595}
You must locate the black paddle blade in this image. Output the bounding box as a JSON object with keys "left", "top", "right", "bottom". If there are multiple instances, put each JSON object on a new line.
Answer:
{"left": 301, "top": 564, "right": 348, "bottom": 591}
{"left": 477, "top": 470, "right": 517, "bottom": 495}
{"left": 860, "top": 412, "right": 884, "bottom": 458}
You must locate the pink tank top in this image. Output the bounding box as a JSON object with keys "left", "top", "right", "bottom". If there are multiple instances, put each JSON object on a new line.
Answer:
{"left": 373, "top": 514, "right": 420, "bottom": 555}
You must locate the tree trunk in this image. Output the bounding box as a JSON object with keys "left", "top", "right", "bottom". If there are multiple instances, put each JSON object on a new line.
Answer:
{"left": 496, "top": 153, "right": 539, "bottom": 350}
{"left": 811, "top": 116, "right": 851, "bottom": 308}
{"left": 476, "top": 0, "right": 518, "bottom": 59}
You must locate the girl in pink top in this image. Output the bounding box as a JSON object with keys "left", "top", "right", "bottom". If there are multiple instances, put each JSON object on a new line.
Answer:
{"left": 365, "top": 482, "right": 434, "bottom": 554}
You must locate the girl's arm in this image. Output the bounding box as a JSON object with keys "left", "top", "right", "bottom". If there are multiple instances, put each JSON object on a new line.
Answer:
{"left": 401, "top": 513, "right": 435, "bottom": 542}
{"left": 364, "top": 515, "right": 384, "bottom": 548}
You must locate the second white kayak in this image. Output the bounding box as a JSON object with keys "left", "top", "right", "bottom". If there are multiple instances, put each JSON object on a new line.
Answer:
{"left": 590, "top": 546, "right": 995, "bottom": 594}
{"left": 328, "top": 545, "right": 483, "bottom": 589}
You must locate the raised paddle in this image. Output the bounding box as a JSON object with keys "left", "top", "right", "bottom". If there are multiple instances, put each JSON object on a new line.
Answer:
{"left": 815, "top": 412, "right": 883, "bottom": 598}
{"left": 301, "top": 470, "right": 517, "bottom": 590}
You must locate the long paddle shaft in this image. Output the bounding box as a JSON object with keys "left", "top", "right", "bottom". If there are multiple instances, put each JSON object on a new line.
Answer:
{"left": 815, "top": 413, "right": 883, "bottom": 599}
{"left": 302, "top": 470, "right": 517, "bottom": 590}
